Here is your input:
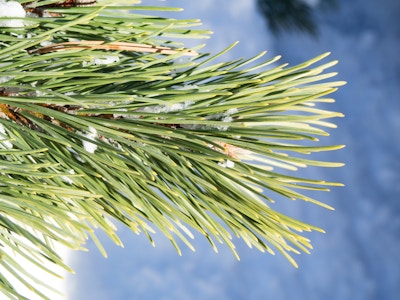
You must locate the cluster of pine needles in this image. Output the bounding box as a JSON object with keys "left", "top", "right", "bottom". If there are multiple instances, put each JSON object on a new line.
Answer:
{"left": 0, "top": 1, "right": 344, "bottom": 299}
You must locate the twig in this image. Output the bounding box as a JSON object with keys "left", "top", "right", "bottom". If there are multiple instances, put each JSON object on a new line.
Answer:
{"left": 29, "top": 40, "right": 198, "bottom": 56}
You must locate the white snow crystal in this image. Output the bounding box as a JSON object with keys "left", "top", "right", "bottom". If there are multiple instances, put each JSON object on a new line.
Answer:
{"left": 181, "top": 107, "right": 238, "bottom": 131}
{"left": 136, "top": 101, "right": 194, "bottom": 114}
{"left": 93, "top": 56, "right": 120, "bottom": 65}
{"left": 40, "top": 11, "right": 54, "bottom": 18}
{"left": 224, "top": 108, "right": 239, "bottom": 116}
{"left": 81, "top": 126, "right": 98, "bottom": 153}
{"left": 0, "top": 76, "right": 13, "bottom": 84}
{"left": 213, "top": 108, "right": 238, "bottom": 131}
{"left": 0, "top": 63, "right": 13, "bottom": 83}
{"left": 61, "top": 169, "right": 76, "bottom": 185}
{"left": 35, "top": 90, "right": 47, "bottom": 96}
{"left": 218, "top": 159, "right": 235, "bottom": 168}
{"left": 83, "top": 56, "right": 120, "bottom": 66}
{"left": 172, "top": 84, "right": 199, "bottom": 91}
{"left": 0, "top": 0, "right": 26, "bottom": 27}
{"left": 0, "top": 123, "right": 13, "bottom": 149}
{"left": 40, "top": 41, "right": 54, "bottom": 47}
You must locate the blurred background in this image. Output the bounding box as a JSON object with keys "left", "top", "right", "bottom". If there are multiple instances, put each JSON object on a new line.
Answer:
{"left": 66, "top": 0, "right": 400, "bottom": 299}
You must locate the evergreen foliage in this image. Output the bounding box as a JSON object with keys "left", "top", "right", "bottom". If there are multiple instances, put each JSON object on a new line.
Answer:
{"left": 0, "top": 1, "right": 344, "bottom": 298}
{"left": 257, "top": 0, "right": 338, "bottom": 35}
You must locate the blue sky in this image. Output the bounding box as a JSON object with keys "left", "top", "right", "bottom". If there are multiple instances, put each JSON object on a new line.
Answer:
{"left": 65, "top": 0, "right": 400, "bottom": 299}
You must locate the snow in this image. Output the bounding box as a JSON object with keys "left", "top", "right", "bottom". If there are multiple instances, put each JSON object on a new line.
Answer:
{"left": 136, "top": 100, "right": 194, "bottom": 114}
{"left": 0, "top": 75, "right": 13, "bottom": 84}
{"left": 81, "top": 126, "right": 98, "bottom": 153}
{"left": 218, "top": 159, "right": 235, "bottom": 169}
{"left": 0, "top": 0, "right": 26, "bottom": 27}
{"left": 83, "top": 55, "right": 120, "bottom": 66}
{"left": 181, "top": 107, "right": 239, "bottom": 131}
{"left": 172, "top": 84, "right": 199, "bottom": 90}
{"left": 37, "top": 0, "right": 397, "bottom": 299}
{"left": 61, "top": 169, "right": 76, "bottom": 185}
{"left": 0, "top": 123, "right": 13, "bottom": 149}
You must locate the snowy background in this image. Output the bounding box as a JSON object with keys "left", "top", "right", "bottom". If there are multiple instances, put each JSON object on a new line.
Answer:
{"left": 65, "top": 0, "right": 400, "bottom": 299}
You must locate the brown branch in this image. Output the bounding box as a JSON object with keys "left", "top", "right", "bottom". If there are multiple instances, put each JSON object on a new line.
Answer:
{"left": 29, "top": 41, "right": 199, "bottom": 56}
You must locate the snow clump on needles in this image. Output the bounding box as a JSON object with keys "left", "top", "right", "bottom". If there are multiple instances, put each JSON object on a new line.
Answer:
{"left": 0, "top": 0, "right": 26, "bottom": 27}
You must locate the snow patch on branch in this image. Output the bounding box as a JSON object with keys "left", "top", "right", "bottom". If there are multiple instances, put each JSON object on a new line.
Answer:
{"left": 0, "top": 63, "right": 14, "bottom": 84}
{"left": 82, "top": 55, "right": 120, "bottom": 66}
{"left": 207, "top": 108, "right": 238, "bottom": 122}
{"left": 212, "top": 108, "right": 238, "bottom": 131}
{"left": 61, "top": 169, "right": 76, "bottom": 185}
{"left": 0, "top": 76, "right": 13, "bottom": 84}
{"left": 0, "top": 123, "right": 13, "bottom": 149}
{"left": 0, "top": 0, "right": 26, "bottom": 28}
{"left": 218, "top": 159, "right": 235, "bottom": 169}
{"left": 40, "top": 41, "right": 54, "bottom": 47}
{"left": 182, "top": 108, "right": 238, "bottom": 131}
{"left": 172, "top": 84, "right": 199, "bottom": 91}
{"left": 136, "top": 101, "right": 194, "bottom": 114}
{"left": 81, "top": 126, "right": 98, "bottom": 153}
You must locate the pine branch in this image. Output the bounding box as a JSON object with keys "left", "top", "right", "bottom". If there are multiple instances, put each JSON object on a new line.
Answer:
{"left": 1, "top": 1, "right": 345, "bottom": 298}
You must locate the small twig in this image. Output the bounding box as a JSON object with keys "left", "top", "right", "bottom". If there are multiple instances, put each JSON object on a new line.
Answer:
{"left": 48, "top": 0, "right": 98, "bottom": 7}
{"left": 29, "top": 41, "right": 198, "bottom": 56}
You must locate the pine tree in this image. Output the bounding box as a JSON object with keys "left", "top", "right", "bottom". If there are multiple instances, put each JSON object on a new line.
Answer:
{"left": 0, "top": 1, "right": 344, "bottom": 298}
{"left": 257, "top": 0, "right": 338, "bottom": 35}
